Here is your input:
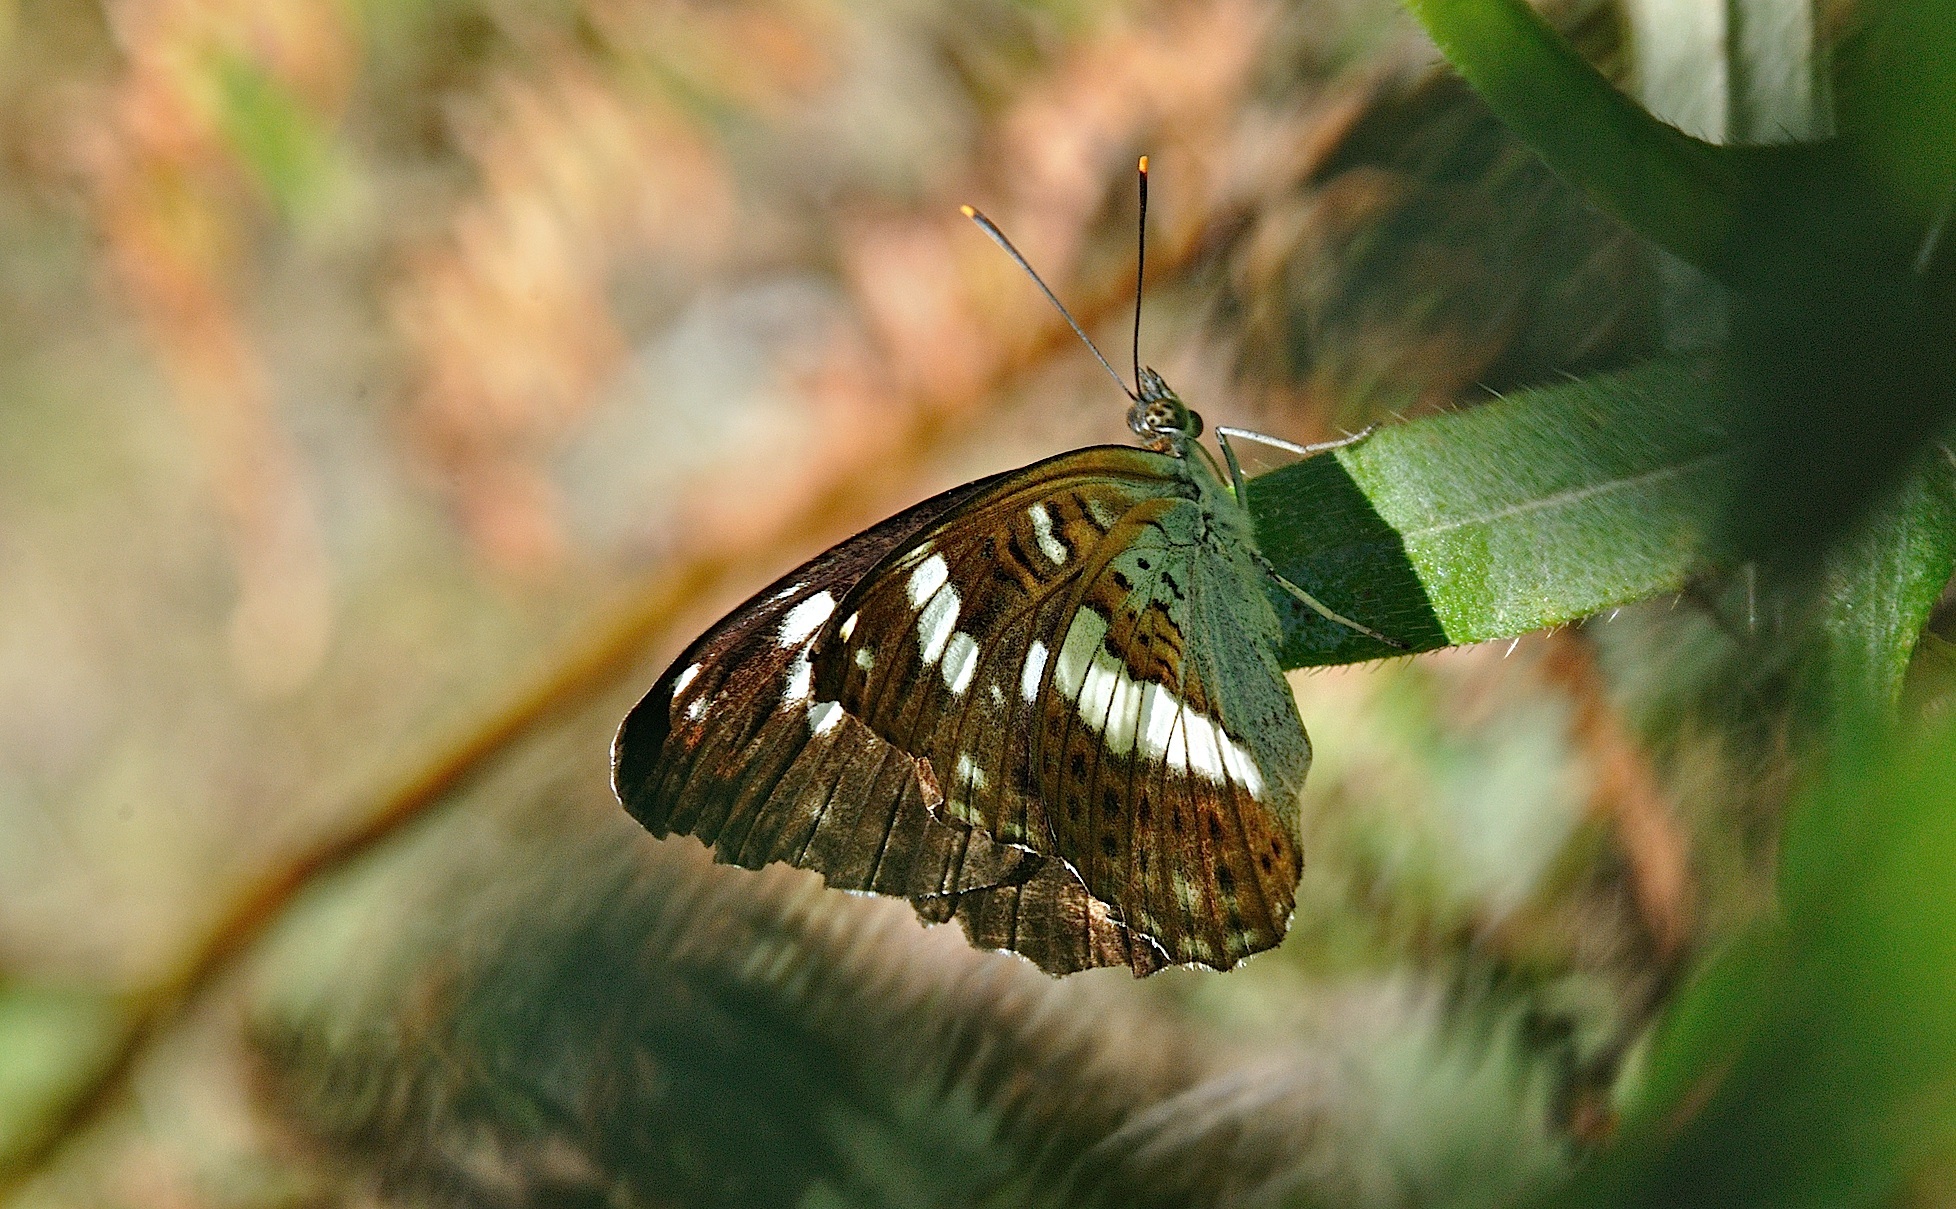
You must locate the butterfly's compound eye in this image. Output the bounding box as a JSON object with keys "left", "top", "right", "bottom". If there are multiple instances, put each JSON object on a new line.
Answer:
{"left": 1128, "top": 367, "right": 1203, "bottom": 449}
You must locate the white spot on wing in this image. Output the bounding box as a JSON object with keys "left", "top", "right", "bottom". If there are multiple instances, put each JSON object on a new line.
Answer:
{"left": 1105, "top": 671, "right": 1143, "bottom": 756}
{"left": 778, "top": 591, "right": 836, "bottom": 646}
{"left": 942, "top": 631, "right": 979, "bottom": 694}
{"left": 1028, "top": 503, "right": 1067, "bottom": 564}
{"left": 917, "top": 585, "right": 960, "bottom": 665}
{"left": 1184, "top": 709, "right": 1226, "bottom": 783}
{"left": 1054, "top": 609, "right": 1108, "bottom": 699}
{"left": 839, "top": 612, "right": 858, "bottom": 641}
{"left": 954, "top": 752, "right": 989, "bottom": 792}
{"left": 1219, "top": 732, "right": 1264, "bottom": 797}
{"left": 783, "top": 654, "right": 813, "bottom": 703}
{"left": 1020, "top": 640, "right": 1049, "bottom": 703}
{"left": 854, "top": 647, "right": 875, "bottom": 670}
{"left": 673, "top": 662, "right": 702, "bottom": 695}
{"left": 1139, "top": 681, "right": 1178, "bottom": 760}
{"left": 808, "top": 700, "right": 844, "bottom": 735}
{"left": 907, "top": 553, "right": 949, "bottom": 608}
{"left": 1078, "top": 652, "right": 1120, "bottom": 731}
{"left": 1165, "top": 708, "right": 1189, "bottom": 771}
{"left": 685, "top": 695, "right": 707, "bottom": 722}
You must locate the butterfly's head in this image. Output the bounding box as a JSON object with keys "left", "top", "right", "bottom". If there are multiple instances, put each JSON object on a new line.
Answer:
{"left": 1128, "top": 366, "right": 1204, "bottom": 454}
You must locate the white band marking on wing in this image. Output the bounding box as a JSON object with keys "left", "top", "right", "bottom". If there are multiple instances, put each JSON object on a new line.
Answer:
{"left": 1020, "top": 640, "right": 1049, "bottom": 703}
{"left": 1164, "top": 706, "right": 1189, "bottom": 771}
{"left": 1219, "top": 733, "right": 1264, "bottom": 797}
{"left": 1078, "top": 651, "right": 1120, "bottom": 730}
{"left": 907, "top": 553, "right": 949, "bottom": 607}
{"left": 941, "top": 631, "right": 979, "bottom": 694}
{"left": 1184, "top": 708, "right": 1226, "bottom": 783}
{"left": 1139, "top": 681, "right": 1178, "bottom": 760}
{"left": 783, "top": 653, "right": 814, "bottom": 703}
{"left": 917, "top": 585, "right": 960, "bottom": 665}
{"left": 1053, "top": 608, "right": 1108, "bottom": 700}
{"left": 1028, "top": 503, "right": 1067, "bottom": 564}
{"left": 1104, "top": 670, "right": 1143, "bottom": 756}
{"left": 778, "top": 591, "right": 836, "bottom": 647}
{"left": 808, "top": 700, "right": 844, "bottom": 735}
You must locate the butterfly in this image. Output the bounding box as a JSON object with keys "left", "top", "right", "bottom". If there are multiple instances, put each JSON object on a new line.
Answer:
{"left": 613, "top": 160, "right": 1400, "bottom": 975}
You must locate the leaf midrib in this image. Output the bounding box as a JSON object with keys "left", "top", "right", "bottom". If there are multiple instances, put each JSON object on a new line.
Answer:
{"left": 1379, "top": 452, "right": 1731, "bottom": 541}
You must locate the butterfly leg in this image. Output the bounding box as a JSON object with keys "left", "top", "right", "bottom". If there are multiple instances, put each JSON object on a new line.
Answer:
{"left": 1216, "top": 423, "right": 1380, "bottom": 506}
{"left": 1215, "top": 423, "right": 1379, "bottom": 462}
{"left": 1254, "top": 551, "right": 1409, "bottom": 650}
{"left": 1217, "top": 426, "right": 1252, "bottom": 504}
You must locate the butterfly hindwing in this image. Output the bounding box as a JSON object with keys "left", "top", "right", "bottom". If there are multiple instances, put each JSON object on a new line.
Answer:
{"left": 612, "top": 474, "right": 1165, "bottom": 975}
{"left": 1038, "top": 494, "right": 1307, "bottom": 968}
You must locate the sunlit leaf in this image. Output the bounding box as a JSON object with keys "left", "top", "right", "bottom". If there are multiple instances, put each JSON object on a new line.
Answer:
{"left": 1253, "top": 357, "right": 1732, "bottom": 667}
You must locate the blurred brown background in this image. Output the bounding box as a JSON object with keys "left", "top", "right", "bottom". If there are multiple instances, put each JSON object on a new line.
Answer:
{"left": 0, "top": 0, "right": 1766, "bottom": 1203}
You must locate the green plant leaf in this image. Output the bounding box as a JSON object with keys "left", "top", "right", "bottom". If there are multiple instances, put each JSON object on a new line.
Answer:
{"left": 1521, "top": 453, "right": 1956, "bottom": 1209}
{"left": 1805, "top": 452, "right": 1956, "bottom": 721}
{"left": 1834, "top": 0, "right": 1956, "bottom": 228}
{"left": 1394, "top": 0, "right": 1741, "bottom": 275}
{"left": 1251, "top": 358, "right": 1734, "bottom": 668}
{"left": 1539, "top": 714, "right": 1956, "bottom": 1209}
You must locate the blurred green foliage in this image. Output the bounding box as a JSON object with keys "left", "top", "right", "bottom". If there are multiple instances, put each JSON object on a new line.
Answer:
{"left": 1399, "top": 0, "right": 1956, "bottom": 1206}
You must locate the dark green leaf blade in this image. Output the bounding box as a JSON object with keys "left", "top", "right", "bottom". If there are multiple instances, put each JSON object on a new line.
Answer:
{"left": 1252, "top": 358, "right": 1734, "bottom": 668}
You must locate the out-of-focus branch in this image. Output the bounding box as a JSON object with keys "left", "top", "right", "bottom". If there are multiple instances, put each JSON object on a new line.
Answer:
{"left": 1539, "top": 629, "right": 1694, "bottom": 958}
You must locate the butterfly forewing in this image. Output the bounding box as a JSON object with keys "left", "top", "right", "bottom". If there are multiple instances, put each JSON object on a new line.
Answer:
{"left": 812, "top": 447, "right": 1194, "bottom": 848}
{"left": 612, "top": 474, "right": 1164, "bottom": 975}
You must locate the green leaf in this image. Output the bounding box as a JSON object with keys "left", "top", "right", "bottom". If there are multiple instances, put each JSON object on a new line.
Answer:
{"left": 1834, "top": 0, "right": 1956, "bottom": 228}
{"left": 1395, "top": 0, "right": 1742, "bottom": 275}
{"left": 1541, "top": 713, "right": 1956, "bottom": 1209}
{"left": 1400, "top": 0, "right": 1956, "bottom": 566}
{"left": 1519, "top": 453, "right": 1956, "bottom": 1209}
{"left": 1251, "top": 358, "right": 1734, "bottom": 668}
{"left": 1805, "top": 452, "right": 1956, "bottom": 721}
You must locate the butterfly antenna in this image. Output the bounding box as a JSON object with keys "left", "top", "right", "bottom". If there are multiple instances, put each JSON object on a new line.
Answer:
{"left": 1132, "top": 155, "right": 1147, "bottom": 391}
{"left": 961, "top": 204, "right": 1139, "bottom": 402}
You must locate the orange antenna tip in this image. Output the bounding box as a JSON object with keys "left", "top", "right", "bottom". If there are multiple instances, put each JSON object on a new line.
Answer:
{"left": 1138, "top": 155, "right": 1148, "bottom": 174}
{"left": 959, "top": 204, "right": 978, "bottom": 219}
